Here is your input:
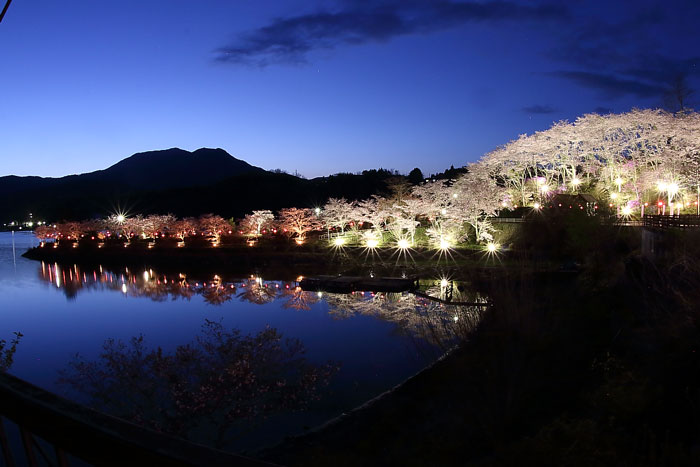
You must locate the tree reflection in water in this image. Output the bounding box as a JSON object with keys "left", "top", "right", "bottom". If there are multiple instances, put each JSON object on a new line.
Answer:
{"left": 38, "top": 264, "right": 324, "bottom": 308}
{"left": 0, "top": 332, "right": 22, "bottom": 372}
{"left": 37, "top": 264, "right": 486, "bottom": 349}
{"left": 58, "top": 320, "right": 338, "bottom": 448}
{"left": 201, "top": 274, "right": 236, "bottom": 305}
{"left": 279, "top": 284, "right": 320, "bottom": 311}
{"left": 236, "top": 276, "right": 277, "bottom": 305}
{"left": 325, "top": 288, "right": 485, "bottom": 352}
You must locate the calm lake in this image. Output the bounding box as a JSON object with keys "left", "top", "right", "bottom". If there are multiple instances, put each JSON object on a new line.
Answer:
{"left": 0, "top": 231, "right": 481, "bottom": 453}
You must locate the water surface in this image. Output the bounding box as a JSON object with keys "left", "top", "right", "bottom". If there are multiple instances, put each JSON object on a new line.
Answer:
{"left": 0, "top": 231, "right": 480, "bottom": 451}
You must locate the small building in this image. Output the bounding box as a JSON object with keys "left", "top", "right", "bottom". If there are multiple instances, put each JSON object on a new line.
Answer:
{"left": 548, "top": 193, "right": 598, "bottom": 215}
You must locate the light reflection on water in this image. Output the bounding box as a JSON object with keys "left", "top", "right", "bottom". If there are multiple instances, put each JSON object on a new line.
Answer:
{"left": 36, "top": 262, "right": 486, "bottom": 349}
{"left": 0, "top": 232, "right": 486, "bottom": 451}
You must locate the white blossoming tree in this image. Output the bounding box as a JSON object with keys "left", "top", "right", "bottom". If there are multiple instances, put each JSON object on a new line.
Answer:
{"left": 241, "top": 210, "right": 275, "bottom": 238}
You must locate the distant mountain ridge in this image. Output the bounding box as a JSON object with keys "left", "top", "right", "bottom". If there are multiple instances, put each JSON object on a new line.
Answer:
{"left": 92, "top": 147, "right": 265, "bottom": 190}
{"left": 1, "top": 147, "right": 264, "bottom": 194}
{"left": 0, "top": 148, "right": 402, "bottom": 222}
{"left": 0, "top": 147, "right": 267, "bottom": 220}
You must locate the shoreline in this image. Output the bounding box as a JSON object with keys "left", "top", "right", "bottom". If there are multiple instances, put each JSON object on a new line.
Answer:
{"left": 22, "top": 243, "right": 529, "bottom": 279}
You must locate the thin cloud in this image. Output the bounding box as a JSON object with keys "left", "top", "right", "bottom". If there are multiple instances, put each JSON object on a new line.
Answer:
{"left": 544, "top": 2, "right": 700, "bottom": 100}
{"left": 216, "top": 1, "right": 568, "bottom": 66}
{"left": 546, "top": 71, "right": 665, "bottom": 100}
{"left": 522, "top": 104, "right": 557, "bottom": 114}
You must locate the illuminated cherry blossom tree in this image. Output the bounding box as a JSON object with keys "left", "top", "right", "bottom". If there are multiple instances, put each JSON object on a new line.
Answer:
{"left": 321, "top": 198, "right": 355, "bottom": 234}
{"left": 479, "top": 109, "right": 700, "bottom": 216}
{"left": 34, "top": 225, "right": 58, "bottom": 241}
{"left": 142, "top": 214, "right": 177, "bottom": 239}
{"left": 278, "top": 207, "right": 322, "bottom": 241}
{"left": 241, "top": 210, "right": 275, "bottom": 237}
{"left": 171, "top": 218, "right": 198, "bottom": 240}
{"left": 198, "top": 214, "right": 230, "bottom": 242}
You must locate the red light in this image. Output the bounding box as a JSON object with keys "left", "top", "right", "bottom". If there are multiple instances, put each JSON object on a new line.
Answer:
{"left": 658, "top": 201, "right": 663, "bottom": 206}
{"left": 644, "top": 202, "right": 648, "bottom": 206}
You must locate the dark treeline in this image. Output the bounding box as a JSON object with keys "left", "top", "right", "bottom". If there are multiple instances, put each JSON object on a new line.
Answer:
{"left": 4, "top": 168, "right": 415, "bottom": 222}
{"left": 1, "top": 147, "right": 443, "bottom": 223}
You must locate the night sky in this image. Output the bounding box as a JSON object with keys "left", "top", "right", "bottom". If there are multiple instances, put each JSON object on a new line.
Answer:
{"left": 1, "top": 0, "right": 697, "bottom": 178}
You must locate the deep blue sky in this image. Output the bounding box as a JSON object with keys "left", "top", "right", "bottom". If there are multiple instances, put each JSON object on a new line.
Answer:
{"left": 1, "top": 0, "right": 698, "bottom": 178}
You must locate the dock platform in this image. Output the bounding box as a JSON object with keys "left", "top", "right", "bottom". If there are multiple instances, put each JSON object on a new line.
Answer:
{"left": 299, "top": 275, "right": 418, "bottom": 293}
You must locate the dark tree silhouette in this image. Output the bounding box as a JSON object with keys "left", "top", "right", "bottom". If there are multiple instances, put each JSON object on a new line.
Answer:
{"left": 408, "top": 167, "right": 424, "bottom": 185}
{"left": 664, "top": 73, "right": 695, "bottom": 113}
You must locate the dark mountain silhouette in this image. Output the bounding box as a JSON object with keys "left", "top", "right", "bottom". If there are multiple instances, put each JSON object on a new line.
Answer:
{"left": 0, "top": 149, "right": 403, "bottom": 222}
{"left": 90, "top": 147, "right": 265, "bottom": 190}
{"left": 0, "top": 148, "right": 262, "bottom": 195}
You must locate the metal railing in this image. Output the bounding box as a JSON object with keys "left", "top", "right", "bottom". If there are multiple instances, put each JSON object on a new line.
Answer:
{"left": 614, "top": 219, "right": 644, "bottom": 227}
{"left": 0, "top": 372, "right": 277, "bottom": 466}
{"left": 642, "top": 214, "right": 700, "bottom": 229}
{"left": 489, "top": 217, "right": 524, "bottom": 223}
{"left": 318, "top": 231, "right": 349, "bottom": 240}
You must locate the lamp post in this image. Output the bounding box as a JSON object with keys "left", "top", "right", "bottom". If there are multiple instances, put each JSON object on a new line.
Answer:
{"left": 615, "top": 177, "right": 623, "bottom": 192}
{"left": 667, "top": 182, "right": 679, "bottom": 216}
{"left": 610, "top": 192, "right": 619, "bottom": 216}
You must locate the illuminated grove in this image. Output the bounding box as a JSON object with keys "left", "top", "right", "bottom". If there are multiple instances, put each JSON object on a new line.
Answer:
{"left": 34, "top": 109, "right": 700, "bottom": 254}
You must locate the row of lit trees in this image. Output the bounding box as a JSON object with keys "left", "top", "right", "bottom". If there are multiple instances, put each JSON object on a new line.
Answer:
{"left": 33, "top": 166, "right": 507, "bottom": 251}
{"left": 35, "top": 213, "right": 233, "bottom": 244}
{"left": 479, "top": 109, "right": 700, "bottom": 216}
{"left": 36, "top": 109, "right": 700, "bottom": 250}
